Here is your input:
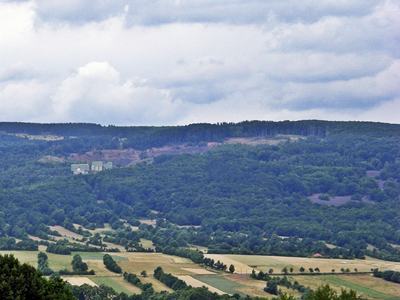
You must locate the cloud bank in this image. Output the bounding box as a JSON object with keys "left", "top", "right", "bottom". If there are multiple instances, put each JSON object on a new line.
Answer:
{"left": 0, "top": 0, "right": 399, "bottom": 125}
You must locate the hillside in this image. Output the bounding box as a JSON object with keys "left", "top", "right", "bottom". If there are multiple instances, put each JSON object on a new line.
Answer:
{"left": 0, "top": 120, "right": 400, "bottom": 263}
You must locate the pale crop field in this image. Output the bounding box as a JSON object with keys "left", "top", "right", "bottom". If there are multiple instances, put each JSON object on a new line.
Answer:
{"left": 204, "top": 254, "right": 255, "bottom": 274}
{"left": 210, "top": 254, "right": 400, "bottom": 273}
{"left": 5, "top": 250, "right": 399, "bottom": 299}
{"left": 49, "top": 225, "right": 83, "bottom": 240}
{"left": 139, "top": 238, "right": 156, "bottom": 250}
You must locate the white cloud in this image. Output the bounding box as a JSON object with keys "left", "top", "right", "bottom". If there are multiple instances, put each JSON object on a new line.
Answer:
{"left": 0, "top": 80, "right": 51, "bottom": 121}
{"left": 50, "top": 62, "right": 182, "bottom": 125}
{"left": 0, "top": 0, "right": 399, "bottom": 125}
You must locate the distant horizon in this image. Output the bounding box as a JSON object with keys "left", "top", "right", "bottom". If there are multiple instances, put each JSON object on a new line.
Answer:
{"left": 1, "top": 119, "right": 400, "bottom": 127}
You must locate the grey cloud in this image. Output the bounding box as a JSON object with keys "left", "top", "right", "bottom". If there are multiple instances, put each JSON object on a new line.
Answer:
{"left": 124, "top": 0, "right": 378, "bottom": 25}
{"left": 33, "top": 0, "right": 127, "bottom": 23}
{"left": 272, "top": 2, "right": 400, "bottom": 57}
{"left": 23, "top": 0, "right": 379, "bottom": 26}
{"left": 272, "top": 61, "right": 400, "bottom": 111}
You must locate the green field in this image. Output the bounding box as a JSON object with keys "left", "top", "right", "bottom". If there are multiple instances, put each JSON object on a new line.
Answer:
{"left": 318, "top": 276, "right": 399, "bottom": 300}
{"left": 194, "top": 275, "right": 244, "bottom": 295}
{"left": 91, "top": 277, "right": 136, "bottom": 294}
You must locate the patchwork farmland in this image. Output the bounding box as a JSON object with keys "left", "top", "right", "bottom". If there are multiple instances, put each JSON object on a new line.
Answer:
{"left": 2, "top": 249, "right": 400, "bottom": 299}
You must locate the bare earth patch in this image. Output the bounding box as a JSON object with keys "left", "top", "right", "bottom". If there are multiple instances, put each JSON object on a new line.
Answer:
{"left": 14, "top": 133, "right": 64, "bottom": 141}
{"left": 309, "top": 194, "right": 353, "bottom": 206}
{"left": 49, "top": 225, "right": 83, "bottom": 240}
{"left": 139, "top": 219, "right": 157, "bottom": 226}
{"left": 225, "top": 135, "right": 303, "bottom": 146}
{"left": 38, "top": 155, "right": 65, "bottom": 163}
{"left": 366, "top": 170, "right": 381, "bottom": 178}
{"left": 63, "top": 277, "right": 97, "bottom": 287}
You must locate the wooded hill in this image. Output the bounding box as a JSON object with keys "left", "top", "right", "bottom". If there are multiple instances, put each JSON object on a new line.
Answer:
{"left": 0, "top": 120, "right": 400, "bottom": 261}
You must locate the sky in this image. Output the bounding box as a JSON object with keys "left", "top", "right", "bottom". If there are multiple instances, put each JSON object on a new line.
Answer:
{"left": 0, "top": 0, "right": 399, "bottom": 125}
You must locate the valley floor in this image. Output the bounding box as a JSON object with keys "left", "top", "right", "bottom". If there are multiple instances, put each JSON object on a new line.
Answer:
{"left": 1, "top": 250, "right": 400, "bottom": 299}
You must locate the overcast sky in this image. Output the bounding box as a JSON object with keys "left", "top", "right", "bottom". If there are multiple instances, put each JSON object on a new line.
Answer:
{"left": 0, "top": 0, "right": 399, "bottom": 125}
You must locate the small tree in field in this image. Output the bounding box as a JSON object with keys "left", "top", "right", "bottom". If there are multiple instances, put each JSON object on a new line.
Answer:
{"left": 141, "top": 270, "right": 147, "bottom": 277}
{"left": 299, "top": 266, "right": 305, "bottom": 273}
{"left": 229, "top": 264, "right": 235, "bottom": 273}
{"left": 268, "top": 268, "right": 274, "bottom": 274}
{"left": 72, "top": 254, "right": 88, "bottom": 272}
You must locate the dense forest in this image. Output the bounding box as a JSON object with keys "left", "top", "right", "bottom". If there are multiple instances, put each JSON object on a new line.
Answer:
{"left": 0, "top": 121, "right": 400, "bottom": 260}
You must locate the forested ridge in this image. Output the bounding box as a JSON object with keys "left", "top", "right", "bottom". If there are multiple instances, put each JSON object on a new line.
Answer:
{"left": 1, "top": 120, "right": 400, "bottom": 149}
{"left": 0, "top": 120, "right": 400, "bottom": 260}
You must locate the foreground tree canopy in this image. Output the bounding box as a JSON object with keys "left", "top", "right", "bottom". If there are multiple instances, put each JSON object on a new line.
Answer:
{"left": 0, "top": 254, "right": 74, "bottom": 300}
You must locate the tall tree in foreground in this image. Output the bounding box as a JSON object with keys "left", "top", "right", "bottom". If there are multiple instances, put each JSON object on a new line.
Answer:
{"left": 0, "top": 254, "right": 74, "bottom": 300}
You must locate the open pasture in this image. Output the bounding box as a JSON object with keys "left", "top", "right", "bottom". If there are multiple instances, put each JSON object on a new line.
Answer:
{"left": 4, "top": 250, "right": 399, "bottom": 299}
{"left": 209, "top": 254, "right": 400, "bottom": 273}
{"left": 177, "top": 275, "right": 226, "bottom": 295}
{"left": 293, "top": 274, "right": 400, "bottom": 300}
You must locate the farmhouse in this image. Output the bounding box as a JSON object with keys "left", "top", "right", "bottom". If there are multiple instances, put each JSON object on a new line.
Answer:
{"left": 71, "top": 164, "right": 90, "bottom": 175}
{"left": 71, "top": 161, "right": 113, "bottom": 175}
{"left": 91, "top": 161, "right": 103, "bottom": 172}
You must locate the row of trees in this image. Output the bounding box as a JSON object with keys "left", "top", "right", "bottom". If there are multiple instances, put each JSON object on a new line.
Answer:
{"left": 373, "top": 269, "right": 400, "bottom": 284}
{"left": 123, "top": 272, "right": 154, "bottom": 295}
{"left": 153, "top": 267, "right": 187, "bottom": 290}
{"left": 255, "top": 266, "right": 364, "bottom": 276}
{"left": 264, "top": 276, "right": 309, "bottom": 295}
{"left": 103, "top": 254, "right": 122, "bottom": 273}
